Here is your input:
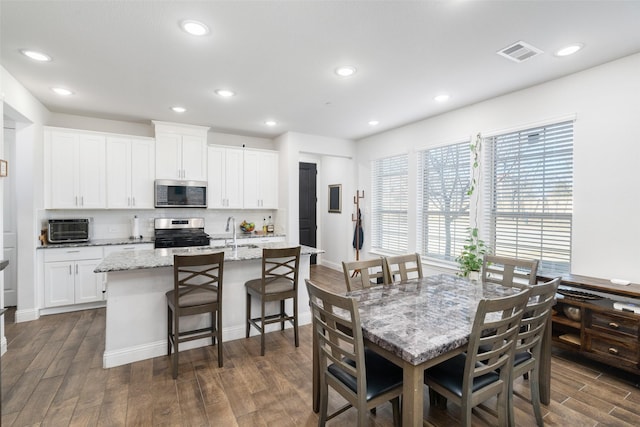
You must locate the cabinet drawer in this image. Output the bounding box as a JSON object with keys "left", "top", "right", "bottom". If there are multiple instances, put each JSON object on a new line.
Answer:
{"left": 586, "top": 334, "right": 639, "bottom": 365}
{"left": 44, "top": 247, "right": 103, "bottom": 262}
{"left": 590, "top": 311, "right": 639, "bottom": 337}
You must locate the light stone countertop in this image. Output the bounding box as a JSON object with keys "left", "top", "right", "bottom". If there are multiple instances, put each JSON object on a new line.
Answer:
{"left": 94, "top": 242, "right": 322, "bottom": 273}
{"left": 37, "top": 237, "right": 155, "bottom": 249}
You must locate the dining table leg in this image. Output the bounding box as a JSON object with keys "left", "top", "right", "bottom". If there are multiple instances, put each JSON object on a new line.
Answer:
{"left": 402, "top": 363, "right": 423, "bottom": 427}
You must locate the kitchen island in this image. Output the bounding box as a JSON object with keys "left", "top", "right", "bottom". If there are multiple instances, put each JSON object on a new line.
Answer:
{"left": 95, "top": 242, "right": 322, "bottom": 368}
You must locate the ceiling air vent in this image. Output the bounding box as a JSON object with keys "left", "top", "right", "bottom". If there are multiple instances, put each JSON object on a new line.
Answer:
{"left": 497, "top": 41, "right": 543, "bottom": 63}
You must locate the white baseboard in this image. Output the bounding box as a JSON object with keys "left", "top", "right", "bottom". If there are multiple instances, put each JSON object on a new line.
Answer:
{"left": 15, "top": 308, "right": 40, "bottom": 323}
{"left": 1, "top": 335, "right": 7, "bottom": 357}
{"left": 318, "top": 260, "right": 342, "bottom": 271}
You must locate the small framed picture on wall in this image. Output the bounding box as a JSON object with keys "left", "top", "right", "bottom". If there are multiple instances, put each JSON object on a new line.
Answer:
{"left": 0, "top": 160, "right": 7, "bottom": 177}
{"left": 328, "top": 184, "right": 341, "bottom": 213}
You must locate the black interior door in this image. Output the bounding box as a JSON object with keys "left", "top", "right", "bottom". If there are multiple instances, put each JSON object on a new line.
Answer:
{"left": 299, "top": 162, "right": 317, "bottom": 264}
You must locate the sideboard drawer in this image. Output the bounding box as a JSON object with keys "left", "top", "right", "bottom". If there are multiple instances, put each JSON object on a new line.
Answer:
{"left": 590, "top": 311, "right": 639, "bottom": 338}
{"left": 586, "top": 334, "right": 638, "bottom": 365}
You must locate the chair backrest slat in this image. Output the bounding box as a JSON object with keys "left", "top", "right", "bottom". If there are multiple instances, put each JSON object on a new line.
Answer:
{"left": 465, "top": 289, "right": 531, "bottom": 390}
{"left": 516, "top": 277, "right": 560, "bottom": 355}
{"left": 384, "top": 253, "right": 423, "bottom": 283}
{"left": 342, "top": 257, "right": 389, "bottom": 292}
{"left": 174, "top": 252, "right": 224, "bottom": 300}
{"left": 306, "top": 279, "right": 367, "bottom": 394}
{"left": 261, "top": 246, "right": 301, "bottom": 290}
{"left": 482, "top": 255, "right": 539, "bottom": 288}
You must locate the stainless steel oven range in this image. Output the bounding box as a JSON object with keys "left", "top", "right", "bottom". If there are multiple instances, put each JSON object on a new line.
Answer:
{"left": 154, "top": 218, "right": 211, "bottom": 248}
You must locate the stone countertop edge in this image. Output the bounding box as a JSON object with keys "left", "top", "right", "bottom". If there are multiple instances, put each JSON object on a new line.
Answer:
{"left": 94, "top": 243, "right": 323, "bottom": 273}
{"left": 209, "top": 232, "right": 287, "bottom": 240}
{"left": 37, "top": 237, "right": 155, "bottom": 249}
{"left": 37, "top": 233, "right": 286, "bottom": 250}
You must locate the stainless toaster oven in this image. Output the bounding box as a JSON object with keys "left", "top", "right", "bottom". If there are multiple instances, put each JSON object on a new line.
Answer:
{"left": 47, "top": 218, "right": 91, "bottom": 243}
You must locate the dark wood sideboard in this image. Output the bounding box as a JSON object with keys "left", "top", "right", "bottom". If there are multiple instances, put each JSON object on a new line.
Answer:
{"left": 539, "top": 274, "right": 640, "bottom": 374}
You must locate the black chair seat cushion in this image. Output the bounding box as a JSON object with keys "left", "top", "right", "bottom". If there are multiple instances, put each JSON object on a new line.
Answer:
{"left": 166, "top": 286, "right": 218, "bottom": 307}
{"left": 513, "top": 350, "right": 532, "bottom": 366}
{"left": 327, "top": 349, "right": 403, "bottom": 401}
{"left": 424, "top": 354, "right": 500, "bottom": 398}
{"left": 246, "top": 277, "right": 294, "bottom": 294}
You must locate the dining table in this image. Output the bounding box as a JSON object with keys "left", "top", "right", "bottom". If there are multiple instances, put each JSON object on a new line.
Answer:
{"left": 311, "top": 273, "right": 552, "bottom": 427}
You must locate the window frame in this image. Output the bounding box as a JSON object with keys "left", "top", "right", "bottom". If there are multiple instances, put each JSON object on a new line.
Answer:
{"left": 484, "top": 120, "right": 574, "bottom": 275}
{"left": 371, "top": 153, "right": 409, "bottom": 254}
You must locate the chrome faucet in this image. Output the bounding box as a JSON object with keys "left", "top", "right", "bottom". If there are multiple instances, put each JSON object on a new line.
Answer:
{"left": 225, "top": 216, "right": 237, "bottom": 250}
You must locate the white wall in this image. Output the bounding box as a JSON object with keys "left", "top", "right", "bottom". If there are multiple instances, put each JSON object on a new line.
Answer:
{"left": 1, "top": 66, "right": 50, "bottom": 327}
{"left": 357, "top": 52, "right": 640, "bottom": 283}
{"left": 275, "top": 132, "right": 357, "bottom": 269}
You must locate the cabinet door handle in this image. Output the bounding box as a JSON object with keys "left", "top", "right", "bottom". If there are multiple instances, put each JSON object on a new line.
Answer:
{"left": 608, "top": 322, "right": 620, "bottom": 329}
{"left": 69, "top": 265, "right": 72, "bottom": 275}
{"left": 608, "top": 347, "right": 619, "bottom": 355}
{"left": 132, "top": 197, "right": 136, "bottom": 206}
{"left": 81, "top": 196, "right": 84, "bottom": 206}
{"left": 128, "top": 197, "right": 131, "bottom": 206}
{"left": 75, "top": 264, "right": 78, "bottom": 274}
{"left": 75, "top": 196, "right": 78, "bottom": 206}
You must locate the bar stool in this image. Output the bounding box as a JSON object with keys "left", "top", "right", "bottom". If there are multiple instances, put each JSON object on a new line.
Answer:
{"left": 245, "top": 246, "right": 301, "bottom": 356}
{"left": 166, "top": 252, "right": 224, "bottom": 379}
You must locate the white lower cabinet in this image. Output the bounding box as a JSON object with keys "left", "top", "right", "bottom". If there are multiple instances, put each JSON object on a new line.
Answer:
{"left": 44, "top": 247, "right": 104, "bottom": 307}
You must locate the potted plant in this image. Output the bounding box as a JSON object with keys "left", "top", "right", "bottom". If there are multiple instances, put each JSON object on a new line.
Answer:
{"left": 456, "top": 227, "right": 487, "bottom": 281}
{"left": 456, "top": 133, "right": 489, "bottom": 281}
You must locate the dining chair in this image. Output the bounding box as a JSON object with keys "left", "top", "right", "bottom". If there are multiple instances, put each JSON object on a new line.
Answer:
{"left": 305, "top": 279, "right": 403, "bottom": 427}
{"left": 167, "top": 252, "right": 224, "bottom": 379}
{"left": 482, "top": 255, "right": 539, "bottom": 288}
{"left": 342, "top": 257, "right": 389, "bottom": 292}
{"left": 508, "top": 277, "right": 560, "bottom": 427}
{"left": 424, "top": 287, "right": 531, "bottom": 427}
{"left": 384, "top": 252, "right": 423, "bottom": 283}
{"left": 245, "top": 246, "right": 301, "bottom": 356}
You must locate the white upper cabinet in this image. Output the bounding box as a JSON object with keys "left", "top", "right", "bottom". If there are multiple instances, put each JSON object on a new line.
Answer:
{"left": 45, "top": 128, "right": 106, "bottom": 209}
{"left": 153, "top": 121, "right": 209, "bottom": 181}
{"left": 208, "top": 145, "right": 244, "bottom": 209}
{"left": 106, "top": 136, "right": 155, "bottom": 208}
{"left": 243, "top": 149, "right": 278, "bottom": 209}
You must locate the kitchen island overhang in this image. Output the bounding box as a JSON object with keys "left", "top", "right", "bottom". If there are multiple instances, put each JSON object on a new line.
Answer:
{"left": 95, "top": 243, "right": 322, "bottom": 368}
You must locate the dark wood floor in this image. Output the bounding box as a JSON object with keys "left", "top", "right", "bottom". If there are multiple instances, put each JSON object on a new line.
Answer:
{"left": 2, "top": 265, "right": 640, "bottom": 426}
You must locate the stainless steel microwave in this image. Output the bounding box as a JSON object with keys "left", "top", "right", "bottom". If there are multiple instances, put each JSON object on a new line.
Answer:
{"left": 48, "top": 218, "right": 91, "bottom": 243}
{"left": 155, "top": 179, "right": 207, "bottom": 208}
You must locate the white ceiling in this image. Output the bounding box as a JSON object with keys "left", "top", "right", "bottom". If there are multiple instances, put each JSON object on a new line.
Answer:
{"left": 2, "top": 1, "right": 640, "bottom": 140}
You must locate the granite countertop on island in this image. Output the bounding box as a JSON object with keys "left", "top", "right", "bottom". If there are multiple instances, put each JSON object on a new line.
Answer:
{"left": 95, "top": 242, "right": 322, "bottom": 273}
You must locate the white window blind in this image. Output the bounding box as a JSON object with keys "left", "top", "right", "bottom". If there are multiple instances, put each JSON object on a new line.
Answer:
{"left": 417, "top": 141, "right": 470, "bottom": 262}
{"left": 371, "top": 154, "right": 408, "bottom": 253}
{"left": 485, "top": 120, "right": 573, "bottom": 274}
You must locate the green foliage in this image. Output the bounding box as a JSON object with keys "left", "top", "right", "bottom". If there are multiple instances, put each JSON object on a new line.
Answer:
{"left": 456, "top": 227, "right": 488, "bottom": 277}
{"left": 466, "top": 133, "right": 482, "bottom": 196}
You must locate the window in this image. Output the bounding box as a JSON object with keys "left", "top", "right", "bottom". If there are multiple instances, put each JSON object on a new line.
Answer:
{"left": 417, "top": 141, "right": 471, "bottom": 262}
{"left": 486, "top": 120, "right": 573, "bottom": 274}
{"left": 371, "top": 154, "right": 408, "bottom": 253}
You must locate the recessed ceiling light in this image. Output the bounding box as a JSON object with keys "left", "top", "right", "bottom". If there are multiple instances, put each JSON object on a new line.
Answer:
{"left": 181, "top": 20, "right": 210, "bottom": 36}
{"left": 51, "top": 87, "right": 73, "bottom": 96}
{"left": 555, "top": 43, "right": 584, "bottom": 57}
{"left": 171, "top": 106, "right": 186, "bottom": 113}
{"left": 434, "top": 94, "right": 450, "bottom": 102}
{"left": 215, "top": 89, "right": 235, "bottom": 98}
{"left": 368, "top": 120, "right": 379, "bottom": 126}
{"left": 21, "top": 49, "right": 51, "bottom": 62}
{"left": 265, "top": 120, "right": 277, "bottom": 127}
{"left": 335, "top": 66, "right": 357, "bottom": 77}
